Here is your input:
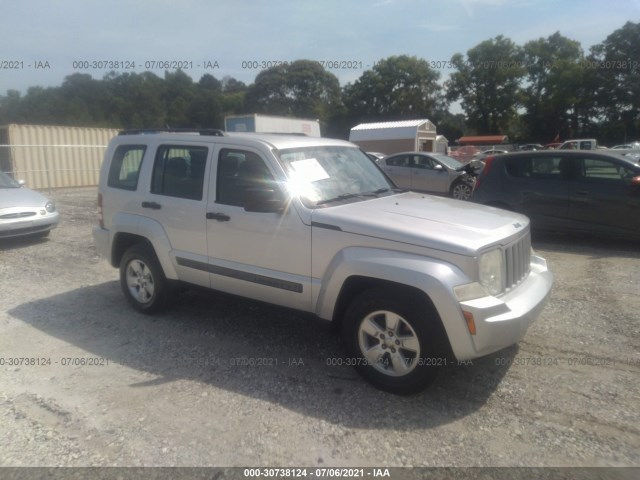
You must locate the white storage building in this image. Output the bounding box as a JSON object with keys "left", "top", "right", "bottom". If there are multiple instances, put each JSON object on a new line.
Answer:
{"left": 349, "top": 119, "right": 439, "bottom": 154}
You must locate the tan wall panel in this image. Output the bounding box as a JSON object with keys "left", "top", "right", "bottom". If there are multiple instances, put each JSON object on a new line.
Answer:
{"left": 5, "top": 124, "right": 118, "bottom": 189}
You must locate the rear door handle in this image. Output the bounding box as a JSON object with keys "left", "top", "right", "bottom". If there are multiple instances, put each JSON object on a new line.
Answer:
{"left": 206, "top": 212, "right": 230, "bottom": 222}
{"left": 141, "top": 201, "right": 161, "bottom": 210}
{"left": 575, "top": 190, "right": 589, "bottom": 195}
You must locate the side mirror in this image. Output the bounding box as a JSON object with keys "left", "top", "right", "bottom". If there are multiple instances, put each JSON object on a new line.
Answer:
{"left": 434, "top": 164, "right": 444, "bottom": 172}
{"left": 18, "top": 179, "right": 26, "bottom": 186}
{"left": 244, "top": 186, "right": 285, "bottom": 213}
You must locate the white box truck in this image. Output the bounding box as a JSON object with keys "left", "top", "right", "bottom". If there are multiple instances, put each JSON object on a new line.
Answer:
{"left": 224, "top": 114, "right": 321, "bottom": 137}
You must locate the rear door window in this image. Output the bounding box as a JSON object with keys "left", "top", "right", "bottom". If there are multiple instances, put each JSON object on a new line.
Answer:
{"left": 151, "top": 145, "right": 208, "bottom": 200}
{"left": 505, "top": 156, "right": 568, "bottom": 179}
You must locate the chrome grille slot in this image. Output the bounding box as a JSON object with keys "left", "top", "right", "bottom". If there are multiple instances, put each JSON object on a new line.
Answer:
{"left": 505, "top": 234, "right": 531, "bottom": 291}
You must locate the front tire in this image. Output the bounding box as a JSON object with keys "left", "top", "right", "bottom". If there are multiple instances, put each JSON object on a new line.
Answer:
{"left": 450, "top": 181, "right": 473, "bottom": 200}
{"left": 119, "top": 244, "right": 170, "bottom": 314}
{"left": 341, "top": 287, "right": 446, "bottom": 394}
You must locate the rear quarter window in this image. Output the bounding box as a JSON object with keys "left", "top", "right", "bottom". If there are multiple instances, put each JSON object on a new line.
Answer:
{"left": 107, "top": 145, "right": 146, "bottom": 190}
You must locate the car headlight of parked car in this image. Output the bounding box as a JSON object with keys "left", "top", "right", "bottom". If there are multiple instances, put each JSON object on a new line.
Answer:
{"left": 479, "top": 248, "right": 504, "bottom": 296}
{"left": 45, "top": 201, "right": 56, "bottom": 213}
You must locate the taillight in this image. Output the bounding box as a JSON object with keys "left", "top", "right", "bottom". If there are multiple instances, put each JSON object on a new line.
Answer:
{"left": 482, "top": 155, "right": 495, "bottom": 175}
{"left": 474, "top": 155, "right": 494, "bottom": 190}
{"left": 97, "top": 193, "right": 104, "bottom": 228}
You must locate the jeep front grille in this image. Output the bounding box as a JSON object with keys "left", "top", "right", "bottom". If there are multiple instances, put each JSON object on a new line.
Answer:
{"left": 505, "top": 234, "right": 531, "bottom": 291}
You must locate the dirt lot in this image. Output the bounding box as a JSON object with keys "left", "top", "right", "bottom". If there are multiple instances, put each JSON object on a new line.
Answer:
{"left": 0, "top": 187, "right": 639, "bottom": 470}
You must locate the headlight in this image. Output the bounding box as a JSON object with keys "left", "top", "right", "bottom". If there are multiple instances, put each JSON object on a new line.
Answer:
{"left": 479, "top": 249, "right": 504, "bottom": 296}
{"left": 45, "top": 201, "right": 56, "bottom": 213}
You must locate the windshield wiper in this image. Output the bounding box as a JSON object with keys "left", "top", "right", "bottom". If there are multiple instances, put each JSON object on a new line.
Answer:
{"left": 371, "top": 187, "right": 408, "bottom": 195}
{"left": 316, "top": 191, "right": 379, "bottom": 206}
{"left": 315, "top": 187, "right": 403, "bottom": 206}
{"left": 383, "top": 187, "right": 409, "bottom": 194}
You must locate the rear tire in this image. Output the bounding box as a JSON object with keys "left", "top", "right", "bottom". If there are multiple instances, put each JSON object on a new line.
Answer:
{"left": 341, "top": 287, "right": 446, "bottom": 395}
{"left": 119, "top": 244, "right": 171, "bottom": 314}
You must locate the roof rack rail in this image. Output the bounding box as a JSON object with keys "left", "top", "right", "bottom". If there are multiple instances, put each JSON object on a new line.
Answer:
{"left": 118, "top": 128, "right": 225, "bottom": 136}
{"left": 263, "top": 132, "right": 309, "bottom": 136}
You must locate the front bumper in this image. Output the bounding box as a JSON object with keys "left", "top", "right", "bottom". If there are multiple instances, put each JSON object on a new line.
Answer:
{"left": 456, "top": 255, "right": 553, "bottom": 359}
{"left": 0, "top": 212, "right": 59, "bottom": 239}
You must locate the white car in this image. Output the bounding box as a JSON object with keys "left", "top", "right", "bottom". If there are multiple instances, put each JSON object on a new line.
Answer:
{"left": 558, "top": 139, "right": 599, "bottom": 150}
{"left": 366, "top": 151, "right": 385, "bottom": 162}
{"left": 611, "top": 143, "right": 640, "bottom": 150}
{"left": 0, "top": 172, "right": 59, "bottom": 239}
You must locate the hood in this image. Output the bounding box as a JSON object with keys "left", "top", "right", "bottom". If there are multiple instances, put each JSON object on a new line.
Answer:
{"left": 0, "top": 187, "right": 51, "bottom": 209}
{"left": 311, "top": 192, "right": 529, "bottom": 255}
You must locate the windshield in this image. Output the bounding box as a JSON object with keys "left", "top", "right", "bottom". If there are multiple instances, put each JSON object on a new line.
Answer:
{"left": 0, "top": 172, "right": 21, "bottom": 188}
{"left": 430, "top": 154, "right": 463, "bottom": 170}
{"left": 277, "top": 145, "right": 395, "bottom": 207}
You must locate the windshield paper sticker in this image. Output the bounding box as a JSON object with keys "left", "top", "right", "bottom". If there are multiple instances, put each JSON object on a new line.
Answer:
{"left": 290, "top": 158, "right": 330, "bottom": 183}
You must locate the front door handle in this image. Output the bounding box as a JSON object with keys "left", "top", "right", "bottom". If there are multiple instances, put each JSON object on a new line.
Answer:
{"left": 141, "top": 201, "right": 161, "bottom": 210}
{"left": 206, "top": 212, "right": 230, "bottom": 222}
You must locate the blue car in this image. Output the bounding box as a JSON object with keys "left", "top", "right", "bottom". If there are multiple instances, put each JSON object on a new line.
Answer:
{"left": 471, "top": 150, "right": 640, "bottom": 239}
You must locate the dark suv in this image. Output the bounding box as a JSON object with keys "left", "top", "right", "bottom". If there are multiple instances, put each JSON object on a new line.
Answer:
{"left": 471, "top": 150, "right": 640, "bottom": 238}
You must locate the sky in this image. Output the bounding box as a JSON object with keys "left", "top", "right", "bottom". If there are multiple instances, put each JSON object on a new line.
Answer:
{"left": 0, "top": 0, "right": 639, "bottom": 95}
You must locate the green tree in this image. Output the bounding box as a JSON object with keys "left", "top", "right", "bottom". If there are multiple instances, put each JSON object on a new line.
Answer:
{"left": 342, "top": 55, "right": 444, "bottom": 123}
{"left": 0, "top": 90, "right": 23, "bottom": 124}
{"left": 0, "top": 70, "right": 253, "bottom": 129}
{"left": 521, "top": 32, "right": 587, "bottom": 142}
{"left": 432, "top": 111, "right": 466, "bottom": 144}
{"left": 244, "top": 60, "right": 343, "bottom": 124}
{"left": 105, "top": 71, "right": 166, "bottom": 128}
{"left": 221, "top": 76, "right": 247, "bottom": 94}
{"left": 446, "top": 36, "right": 525, "bottom": 135}
{"left": 189, "top": 74, "right": 224, "bottom": 128}
{"left": 15, "top": 86, "right": 66, "bottom": 125}
{"left": 589, "top": 21, "right": 640, "bottom": 143}
{"left": 163, "top": 70, "right": 195, "bottom": 127}
{"left": 59, "top": 73, "right": 110, "bottom": 126}
{"left": 219, "top": 76, "right": 247, "bottom": 119}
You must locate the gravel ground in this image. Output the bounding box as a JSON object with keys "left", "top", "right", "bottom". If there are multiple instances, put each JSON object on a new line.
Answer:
{"left": 0, "top": 187, "right": 639, "bottom": 472}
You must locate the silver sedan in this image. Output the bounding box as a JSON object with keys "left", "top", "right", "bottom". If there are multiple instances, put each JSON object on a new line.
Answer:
{"left": 0, "top": 172, "right": 59, "bottom": 239}
{"left": 378, "top": 152, "right": 474, "bottom": 199}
